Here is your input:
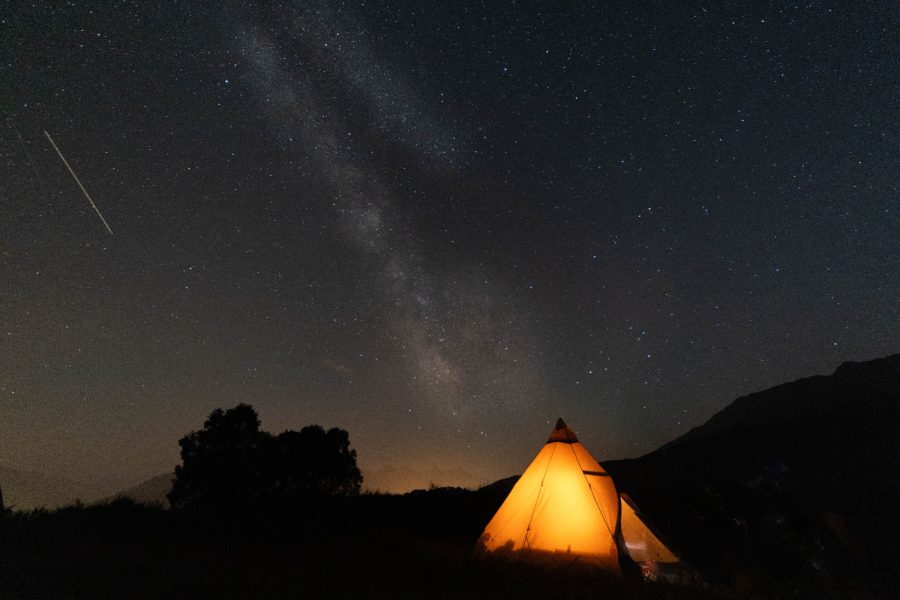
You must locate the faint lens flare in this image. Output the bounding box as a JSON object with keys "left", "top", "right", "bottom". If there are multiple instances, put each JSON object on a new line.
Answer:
{"left": 44, "top": 130, "right": 114, "bottom": 235}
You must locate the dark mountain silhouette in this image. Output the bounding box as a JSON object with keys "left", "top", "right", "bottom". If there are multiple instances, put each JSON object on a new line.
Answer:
{"left": 605, "top": 353, "right": 900, "bottom": 596}
{"left": 107, "top": 473, "right": 175, "bottom": 507}
{"left": 666, "top": 353, "right": 900, "bottom": 449}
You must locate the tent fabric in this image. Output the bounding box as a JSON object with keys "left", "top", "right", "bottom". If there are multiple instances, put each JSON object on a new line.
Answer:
{"left": 618, "top": 494, "right": 679, "bottom": 564}
{"left": 546, "top": 417, "right": 579, "bottom": 443}
{"left": 478, "top": 419, "right": 620, "bottom": 569}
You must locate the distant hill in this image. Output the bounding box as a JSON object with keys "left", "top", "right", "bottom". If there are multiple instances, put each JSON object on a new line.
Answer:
{"left": 108, "top": 464, "right": 489, "bottom": 507}
{"left": 107, "top": 473, "right": 175, "bottom": 507}
{"left": 0, "top": 466, "right": 105, "bottom": 510}
{"left": 606, "top": 353, "right": 900, "bottom": 596}
{"left": 105, "top": 463, "right": 486, "bottom": 509}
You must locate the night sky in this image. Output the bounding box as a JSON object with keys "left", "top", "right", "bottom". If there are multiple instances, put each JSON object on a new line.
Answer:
{"left": 2, "top": 2, "right": 898, "bottom": 494}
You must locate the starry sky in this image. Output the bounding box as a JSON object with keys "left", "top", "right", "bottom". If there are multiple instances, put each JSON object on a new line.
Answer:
{"left": 2, "top": 2, "right": 898, "bottom": 494}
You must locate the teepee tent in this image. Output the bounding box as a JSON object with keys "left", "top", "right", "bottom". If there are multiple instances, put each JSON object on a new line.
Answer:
{"left": 619, "top": 493, "right": 679, "bottom": 564}
{"left": 477, "top": 418, "right": 621, "bottom": 569}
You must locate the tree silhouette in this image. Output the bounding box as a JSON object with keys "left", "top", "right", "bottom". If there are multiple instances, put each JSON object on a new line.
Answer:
{"left": 169, "top": 404, "right": 362, "bottom": 510}
{"left": 269, "top": 426, "right": 362, "bottom": 498}
{"left": 169, "top": 404, "right": 269, "bottom": 510}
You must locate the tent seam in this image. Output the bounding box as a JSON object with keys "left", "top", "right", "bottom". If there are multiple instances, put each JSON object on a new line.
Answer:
{"left": 523, "top": 441, "right": 557, "bottom": 550}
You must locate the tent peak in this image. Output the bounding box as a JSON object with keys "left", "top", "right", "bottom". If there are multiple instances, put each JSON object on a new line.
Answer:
{"left": 547, "top": 417, "right": 579, "bottom": 443}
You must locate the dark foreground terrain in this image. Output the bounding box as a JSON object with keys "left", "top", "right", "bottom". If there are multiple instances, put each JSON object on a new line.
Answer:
{"left": 0, "top": 493, "right": 711, "bottom": 600}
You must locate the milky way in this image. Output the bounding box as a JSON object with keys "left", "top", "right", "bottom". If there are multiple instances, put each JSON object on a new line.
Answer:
{"left": 1, "top": 2, "right": 897, "bottom": 495}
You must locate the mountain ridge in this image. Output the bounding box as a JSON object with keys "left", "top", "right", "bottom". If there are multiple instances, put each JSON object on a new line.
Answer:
{"left": 605, "top": 351, "right": 900, "bottom": 595}
{"left": 657, "top": 353, "right": 900, "bottom": 452}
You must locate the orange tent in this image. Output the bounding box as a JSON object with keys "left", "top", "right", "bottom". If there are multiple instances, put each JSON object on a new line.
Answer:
{"left": 477, "top": 418, "right": 620, "bottom": 569}
{"left": 477, "top": 418, "right": 678, "bottom": 572}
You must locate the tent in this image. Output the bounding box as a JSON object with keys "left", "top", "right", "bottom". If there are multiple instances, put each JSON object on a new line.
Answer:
{"left": 477, "top": 418, "right": 621, "bottom": 569}
{"left": 619, "top": 493, "right": 679, "bottom": 564}
{"left": 477, "top": 418, "right": 678, "bottom": 572}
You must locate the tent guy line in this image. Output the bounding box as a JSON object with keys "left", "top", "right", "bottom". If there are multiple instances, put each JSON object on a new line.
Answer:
{"left": 44, "top": 130, "right": 114, "bottom": 235}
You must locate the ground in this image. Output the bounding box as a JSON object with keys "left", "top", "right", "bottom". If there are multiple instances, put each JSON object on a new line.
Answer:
{"left": 0, "top": 496, "right": 720, "bottom": 600}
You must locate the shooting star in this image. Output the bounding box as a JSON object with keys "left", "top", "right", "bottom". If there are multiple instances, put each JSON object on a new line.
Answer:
{"left": 44, "top": 130, "right": 114, "bottom": 235}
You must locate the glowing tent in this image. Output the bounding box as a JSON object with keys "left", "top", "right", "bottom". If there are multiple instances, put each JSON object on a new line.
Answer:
{"left": 477, "top": 418, "right": 621, "bottom": 569}
{"left": 477, "top": 418, "right": 679, "bottom": 572}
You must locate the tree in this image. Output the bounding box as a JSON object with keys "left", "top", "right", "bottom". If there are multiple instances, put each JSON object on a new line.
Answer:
{"left": 169, "top": 404, "right": 362, "bottom": 511}
{"left": 168, "top": 404, "right": 269, "bottom": 510}
{"left": 269, "top": 426, "right": 362, "bottom": 498}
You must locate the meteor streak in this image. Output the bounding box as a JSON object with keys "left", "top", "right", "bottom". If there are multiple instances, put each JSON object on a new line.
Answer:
{"left": 44, "top": 130, "right": 113, "bottom": 235}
